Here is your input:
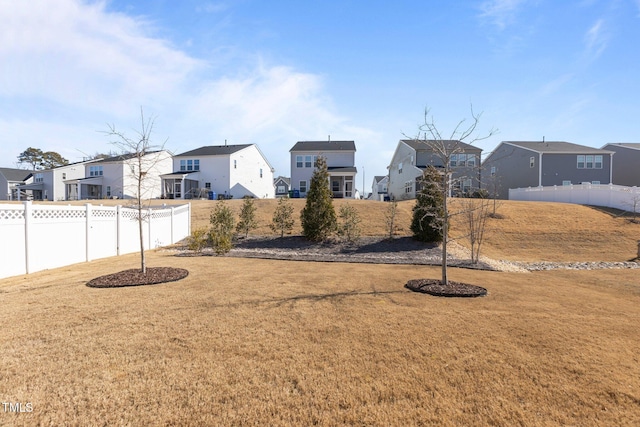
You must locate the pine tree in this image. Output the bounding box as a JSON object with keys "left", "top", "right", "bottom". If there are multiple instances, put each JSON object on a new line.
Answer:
{"left": 411, "top": 165, "right": 446, "bottom": 242}
{"left": 300, "top": 157, "right": 337, "bottom": 241}
{"left": 209, "top": 201, "right": 236, "bottom": 254}
{"left": 337, "top": 203, "right": 361, "bottom": 243}
{"left": 236, "top": 197, "right": 258, "bottom": 237}
{"left": 270, "top": 197, "right": 295, "bottom": 238}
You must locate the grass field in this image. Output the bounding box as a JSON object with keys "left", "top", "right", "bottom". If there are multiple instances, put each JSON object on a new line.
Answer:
{"left": 1, "top": 199, "right": 639, "bottom": 425}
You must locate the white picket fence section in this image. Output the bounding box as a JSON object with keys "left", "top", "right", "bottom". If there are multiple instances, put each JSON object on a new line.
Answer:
{"left": 0, "top": 202, "right": 191, "bottom": 279}
{"left": 509, "top": 184, "right": 640, "bottom": 212}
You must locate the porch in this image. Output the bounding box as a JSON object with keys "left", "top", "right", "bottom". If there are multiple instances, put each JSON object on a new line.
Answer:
{"left": 328, "top": 167, "right": 357, "bottom": 199}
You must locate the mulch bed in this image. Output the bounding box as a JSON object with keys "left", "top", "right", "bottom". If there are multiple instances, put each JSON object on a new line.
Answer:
{"left": 405, "top": 279, "right": 487, "bottom": 298}
{"left": 86, "top": 267, "right": 189, "bottom": 288}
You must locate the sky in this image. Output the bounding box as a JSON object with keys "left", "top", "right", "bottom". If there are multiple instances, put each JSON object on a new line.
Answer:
{"left": 2, "top": 0, "right": 639, "bottom": 194}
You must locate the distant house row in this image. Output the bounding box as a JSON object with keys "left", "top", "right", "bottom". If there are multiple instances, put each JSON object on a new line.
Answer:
{"left": 1, "top": 140, "right": 360, "bottom": 201}
{"left": 382, "top": 140, "right": 640, "bottom": 201}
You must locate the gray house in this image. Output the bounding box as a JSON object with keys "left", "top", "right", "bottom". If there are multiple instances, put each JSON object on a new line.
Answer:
{"left": 0, "top": 168, "right": 33, "bottom": 200}
{"left": 387, "top": 139, "right": 482, "bottom": 200}
{"left": 289, "top": 140, "right": 357, "bottom": 198}
{"left": 273, "top": 176, "right": 291, "bottom": 197}
{"left": 601, "top": 143, "right": 640, "bottom": 187}
{"left": 371, "top": 175, "right": 389, "bottom": 201}
{"left": 482, "top": 141, "right": 614, "bottom": 199}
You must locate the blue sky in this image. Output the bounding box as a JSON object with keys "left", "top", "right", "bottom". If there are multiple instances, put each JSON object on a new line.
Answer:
{"left": 2, "top": 0, "right": 639, "bottom": 193}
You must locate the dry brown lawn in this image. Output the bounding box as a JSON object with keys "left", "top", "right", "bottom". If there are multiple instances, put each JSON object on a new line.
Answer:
{"left": 1, "top": 199, "right": 640, "bottom": 425}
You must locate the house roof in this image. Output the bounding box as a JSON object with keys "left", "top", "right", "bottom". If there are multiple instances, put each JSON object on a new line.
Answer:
{"left": 602, "top": 142, "right": 640, "bottom": 151}
{"left": 327, "top": 166, "right": 358, "bottom": 173}
{"left": 0, "top": 167, "right": 33, "bottom": 182}
{"left": 290, "top": 141, "right": 356, "bottom": 152}
{"left": 504, "top": 141, "right": 614, "bottom": 154}
{"left": 273, "top": 176, "right": 290, "bottom": 185}
{"left": 175, "top": 145, "right": 252, "bottom": 157}
{"left": 400, "top": 139, "right": 481, "bottom": 152}
{"left": 95, "top": 150, "right": 165, "bottom": 163}
{"left": 373, "top": 175, "right": 388, "bottom": 184}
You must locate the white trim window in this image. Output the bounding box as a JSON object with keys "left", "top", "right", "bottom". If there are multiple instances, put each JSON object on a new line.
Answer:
{"left": 398, "top": 162, "right": 403, "bottom": 174}
{"left": 259, "top": 168, "right": 263, "bottom": 178}
{"left": 530, "top": 157, "right": 535, "bottom": 168}
{"left": 404, "top": 180, "right": 412, "bottom": 194}
{"left": 562, "top": 180, "right": 572, "bottom": 186}
{"left": 34, "top": 173, "right": 44, "bottom": 183}
{"left": 577, "top": 155, "right": 603, "bottom": 169}
{"left": 180, "top": 159, "right": 200, "bottom": 172}
{"left": 299, "top": 180, "right": 307, "bottom": 193}
{"left": 296, "top": 155, "right": 303, "bottom": 168}
{"left": 89, "top": 165, "right": 103, "bottom": 176}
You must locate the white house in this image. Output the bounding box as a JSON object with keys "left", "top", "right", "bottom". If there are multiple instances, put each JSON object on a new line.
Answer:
{"left": 289, "top": 140, "right": 357, "bottom": 198}
{"left": 387, "top": 139, "right": 482, "bottom": 200}
{"left": 0, "top": 168, "right": 33, "bottom": 200}
{"left": 162, "top": 144, "right": 275, "bottom": 199}
{"left": 18, "top": 160, "right": 98, "bottom": 201}
{"left": 371, "top": 175, "right": 389, "bottom": 201}
{"left": 65, "top": 150, "right": 173, "bottom": 200}
{"left": 274, "top": 176, "right": 291, "bottom": 198}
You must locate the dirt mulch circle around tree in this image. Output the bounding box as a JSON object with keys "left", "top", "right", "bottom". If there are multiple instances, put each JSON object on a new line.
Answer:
{"left": 405, "top": 279, "right": 487, "bottom": 298}
{"left": 86, "top": 267, "right": 189, "bottom": 288}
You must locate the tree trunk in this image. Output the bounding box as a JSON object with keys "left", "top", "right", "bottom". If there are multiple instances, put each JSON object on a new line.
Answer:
{"left": 441, "top": 174, "right": 448, "bottom": 285}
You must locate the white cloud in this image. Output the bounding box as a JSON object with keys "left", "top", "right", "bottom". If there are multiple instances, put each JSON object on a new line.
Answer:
{"left": 584, "top": 19, "right": 609, "bottom": 60}
{"left": 0, "top": 0, "right": 377, "bottom": 177}
{"left": 478, "top": 0, "right": 528, "bottom": 30}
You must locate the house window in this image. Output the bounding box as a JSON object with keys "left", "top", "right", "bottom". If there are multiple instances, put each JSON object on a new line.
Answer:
{"left": 260, "top": 168, "right": 263, "bottom": 178}
{"left": 194, "top": 159, "right": 200, "bottom": 171}
{"left": 106, "top": 186, "right": 111, "bottom": 197}
{"left": 35, "top": 173, "right": 43, "bottom": 183}
{"left": 332, "top": 181, "right": 340, "bottom": 192}
{"left": 450, "top": 155, "right": 457, "bottom": 167}
{"left": 277, "top": 185, "right": 286, "bottom": 194}
{"left": 398, "top": 162, "right": 403, "bottom": 174}
{"left": 180, "top": 159, "right": 200, "bottom": 172}
{"left": 89, "top": 166, "right": 103, "bottom": 176}
{"left": 404, "top": 181, "right": 412, "bottom": 194}
{"left": 490, "top": 166, "right": 496, "bottom": 176}
{"left": 577, "top": 155, "right": 603, "bottom": 169}
{"left": 62, "top": 173, "right": 66, "bottom": 180}
{"left": 458, "top": 154, "right": 466, "bottom": 167}
{"left": 462, "top": 179, "right": 472, "bottom": 193}
{"left": 466, "top": 154, "right": 476, "bottom": 167}
{"left": 299, "top": 180, "right": 307, "bottom": 193}
{"left": 305, "top": 155, "right": 312, "bottom": 168}
{"left": 592, "top": 181, "right": 600, "bottom": 185}
{"left": 530, "top": 157, "right": 535, "bottom": 168}
{"left": 205, "top": 182, "right": 211, "bottom": 189}
{"left": 234, "top": 160, "right": 237, "bottom": 169}
{"left": 563, "top": 180, "right": 572, "bottom": 186}
{"left": 296, "top": 155, "right": 303, "bottom": 168}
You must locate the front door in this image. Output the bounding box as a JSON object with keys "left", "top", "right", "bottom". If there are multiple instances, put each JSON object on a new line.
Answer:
{"left": 174, "top": 182, "right": 182, "bottom": 199}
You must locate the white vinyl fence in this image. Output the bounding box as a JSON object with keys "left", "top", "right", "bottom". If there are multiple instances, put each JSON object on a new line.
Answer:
{"left": 0, "top": 202, "right": 191, "bottom": 280}
{"left": 509, "top": 184, "right": 640, "bottom": 212}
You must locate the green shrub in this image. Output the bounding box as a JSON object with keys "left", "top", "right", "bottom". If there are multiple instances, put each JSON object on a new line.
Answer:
{"left": 236, "top": 197, "right": 258, "bottom": 237}
{"left": 337, "top": 203, "right": 361, "bottom": 243}
{"left": 187, "top": 227, "right": 209, "bottom": 253}
{"left": 300, "top": 157, "right": 337, "bottom": 241}
{"left": 411, "top": 165, "right": 446, "bottom": 242}
{"left": 270, "top": 197, "right": 295, "bottom": 237}
{"left": 209, "top": 201, "right": 235, "bottom": 254}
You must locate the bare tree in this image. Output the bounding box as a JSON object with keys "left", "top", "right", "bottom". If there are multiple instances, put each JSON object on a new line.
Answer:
{"left": 384, "top": 199, "right": 400, "bottom": 239}
{"left": 408, "top": 105, "right": 497, "bottom": 285}
{"left": 104, "top": 108, "right": 167, "bottom": 274}
{"left": 461, "top": 198, "right": 491, "bottom": 264}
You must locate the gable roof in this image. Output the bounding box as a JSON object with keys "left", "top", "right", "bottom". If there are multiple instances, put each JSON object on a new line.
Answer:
{"left": 373, "top": 175, "right": 388, "bottom": 184}
{"left": 175, "top": 144, "right": 252, "bottom": 157}
{"left": 290, "top": 141, "right": 356, "bottom": 152}
{"left": 273, "top": 176, "right": 290, "bottom": 185}
{"left": 602, "top": 142, "right": 640, "bottom": 152}
{"left": 95, "top": 150, "right": 165, "bottom": 163}
{"left": 0, "top": 167, "right": 33, "bottom": 182}
{"left": 503, "top": 141, "right": 613, "bottom": 154}
{"left": 400, "top": 139, "right": 481, "bottom": 152}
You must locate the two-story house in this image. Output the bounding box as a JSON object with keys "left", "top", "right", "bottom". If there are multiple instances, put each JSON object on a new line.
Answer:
{"left": 0, "top": 168, "right": 33, "bottom": 200}
{"left": 289, "top": 140, "right": 357, "bottom": 198}
{"left": 601, "top": 143, "right": 640, "bottom": 187}
{"left": 65, "top": 150, "right": 173, "bottom": 200}
{"left": 387, "top": 139, "right": 482, "bottom": 200}
{"left": 18, "top": 160, "right": 98, "bottom": 201}
{"left": 371, "top": 175, "right": 389, "bottom": 201}
{"left": 481, "top": 141, "right": 614, "bottom": 199}
{"left": 273, "top": 176, "right": 291, "bottom": 198}
{"left": 162, "top": 144, "right": 275, "bottom": 199}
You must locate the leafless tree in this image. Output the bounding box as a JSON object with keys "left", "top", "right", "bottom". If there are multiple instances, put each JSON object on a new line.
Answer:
{"left": 461, "top": 198, "right": 492, "bottom": 264}
{"left": 104, "top": 107, "right": 167, "bottom": 274}
{"left": 408, "top": 105, "right": 497, "bottom": 285}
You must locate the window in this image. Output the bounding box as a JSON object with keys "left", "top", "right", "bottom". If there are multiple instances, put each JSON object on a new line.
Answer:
{"left": 592, "top": 181, "right": 600, "bottom": 185}
{"left": 398, "top": 162, "right": 403, "bottom": 174}
{"left": 34, "top": 173, "right": 43, "bottom": 183}
{"left": 299, "top": 180, "right": 307, "bottom": 193}
{"left": 277, "top": 185, "right": 286, "bottom": 194}
{"left": 106, "top": 186, "right": 111, "bottom": 197}
{"left": 89, "top": 165, "right": 103, "bottom": 176}
{"left": 562, "top": 180, "right": 572, "bottom": 186}
{"left": 62, "top": 173, "right": 66, "bottom": 180}
{"left": 305, "top": 155, "right": 312, "bottom": 168}
{"left": 404, "top": 181, "right": 413, "bottom": 194}
{"left": 332, "top": 180, "right": 340, "bottom": 192}
{"left": 180, "top": 159, "right": 200, "bottom": 172}
{"left": 490, "top": 166, "right": 496, "bottom": 176}
{"left": 458, "top": 154, "right": 466, "bottom": 167}
{"left": 462, "top": 179, "right": 472, "bottom": 193}
{"left": 450, "top": 155, "right": 457, "bottom": 167}
{"left": 530, "top": 157, "right": 535, "bottom": 168}
{"left": 205, "top": 182, "right": 211, "bottom": 189}
{"left": 260, "top": 168, "right": 263, "bottom": 178}
{"left": 234, "top": 160, "right": 237, "bottom": 169}
{"left": 577, "top": 154, "right": 603, "bottom": 169}
{"left": 466, "top": 154, "right": 476, "bottom": 167}
{"left": 296, "top": 155, "right": 303, "bottom": 168}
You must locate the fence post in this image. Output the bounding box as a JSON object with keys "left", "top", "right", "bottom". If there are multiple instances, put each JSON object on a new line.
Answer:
{"left": 24, "top": 201, "right": 31, "bottom": 274}
{"left": 170, "top": 206, "right": 175, "bottom": 244}
{"left": 85, "top": 203, "right": 92, "bottom": 262}
{"left": 116, "top": 205, "right": 121, "bottom": 256}
{"left": 148, "top": 207, "right": 152, "bottom": 249}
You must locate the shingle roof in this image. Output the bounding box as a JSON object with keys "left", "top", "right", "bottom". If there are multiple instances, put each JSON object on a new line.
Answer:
{"left": 400, "top": 139, "right": 481, "bottom": 152}
{"left": 175, "top": 145, "right": 252, "bottom": 157}
{"left": 504, "top": 141, "right": 613, "bottom": 154}
{"left": 290, "top": 141, "right": 356, "bottom": 152}
{"left": 274, "top": 176, "right": 290, "bottom": 185}
{"left": 96, "top": 150, "right": 164, "bottom": 163}
{"left": 373, "top": 175, "right": 387, "bottom": 183}
{"left": 0, "top": 167, "right": 33, "bottom": 182}
{"left": 603, "top": 142, "right": 640, "bottom": 151}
